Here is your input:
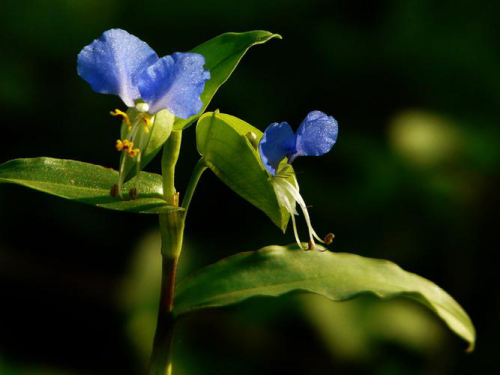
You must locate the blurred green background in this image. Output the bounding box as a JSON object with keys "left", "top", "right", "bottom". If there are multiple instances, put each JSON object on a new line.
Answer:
{"left": 1, "top": 0, "right": 498, "bottom": 374}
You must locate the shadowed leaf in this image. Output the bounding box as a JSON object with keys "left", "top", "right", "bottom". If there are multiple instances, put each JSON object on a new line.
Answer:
{"left": 175, "top": 244, "right": 475, "bottom": 351}
{"left": 0, "top": 157, "right": 182, "bottom": 214}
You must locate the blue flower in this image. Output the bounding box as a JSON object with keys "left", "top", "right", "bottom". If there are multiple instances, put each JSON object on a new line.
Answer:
{"left": 259, "top": 110, "right": 338, "bottom": 175}
{"left": 77, "top": 29, "right": 210, "bottom": 197}
{"left": 258, "top": 111, "right": 338, "bottom": 250}
{"left": 77, "top": 28, "right": 210, "bottom": 118}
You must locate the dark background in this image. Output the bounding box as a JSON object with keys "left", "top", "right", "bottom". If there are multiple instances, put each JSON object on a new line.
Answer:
{"left": 1, "top": 0, "right": 498, "bottom": 374}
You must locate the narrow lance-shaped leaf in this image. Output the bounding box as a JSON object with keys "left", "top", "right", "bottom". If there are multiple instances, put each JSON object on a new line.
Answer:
{"left": 196, "top": 111, "right": 292, "bottom": 231}
{"left": 174, "top": 31, "right": 281, "bottom": 130}
{"left": 175, "top": 244, "right": 475, "bottom": 351}
{"left": 0, "top": 157, "right": 182, "bottom": 214}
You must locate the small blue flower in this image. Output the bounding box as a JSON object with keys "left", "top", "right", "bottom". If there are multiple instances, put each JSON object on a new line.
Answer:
{"left": 258, "top": 111, "right": 338, "bottom": 250}
{"left": 77, "top": 28, "right": 210, "bottom": 118}
{"left": 259, "top": 110, "right": 338, "bottom": 175}
{"left": 77, "top": 29, "right": 210, "bottom": 198}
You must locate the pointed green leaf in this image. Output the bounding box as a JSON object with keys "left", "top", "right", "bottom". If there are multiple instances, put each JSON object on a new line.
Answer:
{"left": 175, "top": 244, "right": 475, "bottom": 351}
{"left": 174, "top": 31, "right": 281, "bottom": 130}
{"left": 196, "top": 111, "right": 290, "bottom": 231}
{"left": 0, "top": 157, "right": 182, "bottom": 214}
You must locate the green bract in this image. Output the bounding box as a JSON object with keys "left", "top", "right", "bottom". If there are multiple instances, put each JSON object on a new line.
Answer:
{"left": 174, "top": 31, "right": 281, "bottom": 130}
{"left": 119, "top": 108, "right": 174, "bottom": 183}
{"left": 196, "top": 111, "right": 293, "bottom": 231}
{"left": 0, "top": 158, "right": 181, "bottom": 214}
{"left": 174, "top": 244, "right": 475, "bottom": 351}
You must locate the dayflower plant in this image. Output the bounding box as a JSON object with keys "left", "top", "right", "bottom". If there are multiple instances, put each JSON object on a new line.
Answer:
{"left": 0, "top": 29, "right": 475, "bottom": 375}
{"left": 259, "top": 111, "right": 338, "bottom": 250}
{"left": 77, "top": 28, "right": 210, "bottom": 194}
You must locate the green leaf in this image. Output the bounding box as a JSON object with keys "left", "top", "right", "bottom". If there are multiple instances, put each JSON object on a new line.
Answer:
{"left": 0, "top": 157, "right": 182, "bottom": 214}
{"left": 175, "top": 244, "right": 475, "bottom": 351}
{"left": 196, "top": 111, "right": 290, "bottom": 231}
{"left": 174, "top": 31, "right": 281, "bottom": 130}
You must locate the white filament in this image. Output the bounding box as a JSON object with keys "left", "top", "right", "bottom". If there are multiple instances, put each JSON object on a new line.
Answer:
{"left": 272, "top": 167, "right": 324, "bottom": 249}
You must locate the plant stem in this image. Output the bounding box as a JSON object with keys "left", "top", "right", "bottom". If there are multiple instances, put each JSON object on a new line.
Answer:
{"left": 162, "top": 130, "right": 182, "bottom": 205}
{"left": 149, "top": 135, "right": 209, "bottom": 374}
{"left": 149, "top": 258, "right": 178, "bottom": 375}
{"left": 149, "top": 131, "right": 184, "bottom": 375}
{"left": 181, "top": 158, "right": 207, "bottom": 215}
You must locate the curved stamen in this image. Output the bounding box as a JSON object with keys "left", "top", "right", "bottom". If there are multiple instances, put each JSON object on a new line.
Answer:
{"left": 113, "top": 108, "right": 155, "bottom": 199}
{"left": 290, "top": 214, "right": 302, "bottom": 250}
{"left": 280, "top": 177, "right": 324, "bottom": 243}
{"left": 110, "top": 109, "right": 132, "bottom": 130}
{"left": 115, "top": 138, "right": 141, "bottom": 156}
{"left": 140, "top": 114, "right": 153, "bottom": 133}
{"left": 272, "top": 173, "right": 325, "bottom": 250}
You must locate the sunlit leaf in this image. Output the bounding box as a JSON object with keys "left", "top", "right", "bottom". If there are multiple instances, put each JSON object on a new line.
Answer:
{"left": 196, "top": 111, "right": 290, "bottom": 231}
{"left": 0, "top": 157, "right": 182, "bottom": 214}
{"left": 175, "top": 244, "right": 475, "bottom": 351}
{"left": 174, "top": 31, "right": 281, "bottom": 130}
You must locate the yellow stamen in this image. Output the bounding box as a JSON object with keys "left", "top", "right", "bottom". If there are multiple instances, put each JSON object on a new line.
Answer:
{"left": 116, "top": 139, "right": 124, "bottom": 151}
{"left": 110, "top": 109, "right": 131, "bottom": 128}
{"left": 128, "top": 148, "right": 141, "bottom": 157}
{"left": 116, "top": 139, "right": 136, "bottom": 154}
{"left": 140, "top": 115, "right": 153, "bottom": 133}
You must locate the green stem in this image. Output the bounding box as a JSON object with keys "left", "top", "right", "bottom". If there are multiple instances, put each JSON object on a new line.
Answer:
{"left": 181, "top": 158, "right": 208, "bottom": 216}
{"left": 149, "top": 131, "right": 184, "bottom": 375}
{"left": 149, "top": 258, "right": 178, "bottom": 375}
{"left": 162, "top": 130, "right": 182, "bottom": 204}
{"left": 149, "top": 136, "right": 209, "bottom": 375}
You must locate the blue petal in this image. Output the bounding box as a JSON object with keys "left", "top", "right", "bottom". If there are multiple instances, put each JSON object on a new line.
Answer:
{"left": 259, "top": 122, "right": 296, "bottom": 175}
{"left": 136, "top": 52, "right": 210, "bottom": 117}
{"left": 294, "top": 110, "right": 338, "bottom": 158}
{"left": 77, "top": 29, "right": 158, "bottom": 107}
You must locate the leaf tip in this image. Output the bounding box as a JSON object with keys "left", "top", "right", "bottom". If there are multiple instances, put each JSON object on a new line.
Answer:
{"left": 252, "top": 31, "right": 282, "bottom": 43}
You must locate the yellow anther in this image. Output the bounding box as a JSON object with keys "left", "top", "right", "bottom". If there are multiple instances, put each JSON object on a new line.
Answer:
{"left": 116, "top": 139, "right": 124, "bottom": 151}
{"left": 128, "top": 148, "right": 141, "bottom": 157}
{"left": 141, "top": 115, "right": 152, "bottom": 126}
{"left": 110, "top": 109, "right": 131, "bottom": 128}
{"left": 140, "top": 115, "right": 153, "bottom": 133}
{"left": 116, "top": 139, "right": 135, "bottom": 153}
